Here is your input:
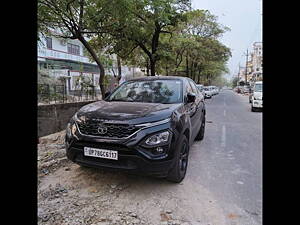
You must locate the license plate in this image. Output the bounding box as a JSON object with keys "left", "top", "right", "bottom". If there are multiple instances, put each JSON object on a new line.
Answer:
{"left": 84, "top": 147, "right": 118, "bottom": 160}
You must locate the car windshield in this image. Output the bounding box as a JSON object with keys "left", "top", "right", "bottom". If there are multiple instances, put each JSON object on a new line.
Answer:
{"left": 107, "top": 79, "right": 183, "bottom": 104}
{"left": 254, "top": 83, "right": 263, "bottom": 92}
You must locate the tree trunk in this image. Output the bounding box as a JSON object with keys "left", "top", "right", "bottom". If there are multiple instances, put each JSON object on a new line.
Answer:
{"left": 192, "top": 62, "right": 196, "bottom": 81}
{"left": 117, "top": 56, "right": 122, "bottom": 84}
{"left": 206, "top": 74, "right": 209, "bottom": 85}
{"left": 150, "top": 58, "right": 156, "bottom": 76}
{"left": 197, "top": 67, "right": 201, "bottom": 84}
{"left": 78, "top": 35, "right": 105, "bottom": 97}
{"left": 146, "top": 59, "right": 150, "bottom": 76}
{"left": 186, "top": 55, "right": 189, "bottom": 77}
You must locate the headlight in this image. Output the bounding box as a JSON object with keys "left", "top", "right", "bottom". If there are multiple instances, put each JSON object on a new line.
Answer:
{"left": 145, "top": 131, "right": 170, "bottom": 145}
{"left": 73, "top": 112, "right": 86, "bottom": 123}
{"left": 66, "top": 122, "right": 77, "bottom": 138}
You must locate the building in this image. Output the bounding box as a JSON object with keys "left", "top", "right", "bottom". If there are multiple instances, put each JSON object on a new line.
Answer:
{"left": 249, "top": 42, "right": 263, "bottom": 84}
{"left": 38, "top": 30, "right": 143, "bottom": 94}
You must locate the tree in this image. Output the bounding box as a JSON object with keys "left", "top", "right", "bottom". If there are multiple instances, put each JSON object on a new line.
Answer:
{"left": 231, "top": 77, "right": 239, "bottom": 88}
{"left": 97, "top": 0, "right": 191, "bottom": 76}
{"left": 155, "top": 9, "right": 231, "bottom": 84}
{"left": 38, "top": 0, "right": 109, "bottom": 96}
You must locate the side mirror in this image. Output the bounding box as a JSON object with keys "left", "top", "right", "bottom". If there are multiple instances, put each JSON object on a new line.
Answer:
{"left": 104, "top": 91, "right": 111, "bottom": 99}
{"left": 187, "top": 93, "right": 196, "bottom": 103}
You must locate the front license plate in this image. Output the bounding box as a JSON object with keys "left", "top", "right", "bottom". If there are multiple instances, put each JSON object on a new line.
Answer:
{"left": 84, "top": 147, "right": 118, "bottom": 160}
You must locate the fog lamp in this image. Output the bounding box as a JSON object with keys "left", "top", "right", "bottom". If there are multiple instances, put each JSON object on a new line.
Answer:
{"left": 156, "top": 147, "right": 164, "bottom": 153}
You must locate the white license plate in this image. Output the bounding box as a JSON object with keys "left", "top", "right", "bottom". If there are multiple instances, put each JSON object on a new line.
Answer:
{"left": 84, "top": 147, "right": 118, "bottom": 160}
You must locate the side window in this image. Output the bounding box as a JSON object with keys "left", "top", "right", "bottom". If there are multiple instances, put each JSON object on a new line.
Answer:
{"left": 188, "top": 80, "right": 199, "bottom": 95}
{"left": 186, "top": 81, "right": 193, "bottom": 94}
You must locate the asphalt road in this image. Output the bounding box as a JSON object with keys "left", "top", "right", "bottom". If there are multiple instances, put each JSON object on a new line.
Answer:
{"left": 187, "top": 89, "right": 262, "bottom": 225}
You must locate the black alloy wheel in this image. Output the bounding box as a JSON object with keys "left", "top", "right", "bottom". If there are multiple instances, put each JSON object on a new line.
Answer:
{"left": 167, "top": 136, "right": 189, "bottom": 183}
{"left": 195, "top": 115, "right": 205, "bottom": 141}
{"left": 179, "top": 142, "right": 188, "bottom": 176}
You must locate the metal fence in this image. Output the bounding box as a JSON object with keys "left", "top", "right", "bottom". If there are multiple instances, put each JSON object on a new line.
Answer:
{"left": 38, "top": 84, "right": 101, "bottom": 105}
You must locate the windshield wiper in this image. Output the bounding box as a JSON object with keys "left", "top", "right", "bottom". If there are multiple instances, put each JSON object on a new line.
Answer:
{"left": 109, "top": 99, "right": 134, "bottom": 102}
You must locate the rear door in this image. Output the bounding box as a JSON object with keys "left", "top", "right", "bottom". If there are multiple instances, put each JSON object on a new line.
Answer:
{"left": 187, "top": 79, "right": 204, "bottom": 140}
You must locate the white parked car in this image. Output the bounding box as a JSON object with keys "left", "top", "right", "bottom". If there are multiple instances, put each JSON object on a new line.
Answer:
{"left": 208, "top": 86, "right": 216, "bottom": 95}
{"left": 251, "top": 81, "right": 263, "bottom": 112}
{"left": 214, "top": 86, "right": 219, "bottom": 94}
{"left": 203, "top": 86, "right": 213, "bottom": 99}
{"left": 211, "top": 86, "right": 219, "bottom": 95}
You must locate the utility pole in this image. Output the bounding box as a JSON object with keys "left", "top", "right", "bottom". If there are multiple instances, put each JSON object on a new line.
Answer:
{"left": 245, "top": 49, "right": 249, "bottom": 85}
{"left": 238, "top": 63, "right": 241, "bottom": 85}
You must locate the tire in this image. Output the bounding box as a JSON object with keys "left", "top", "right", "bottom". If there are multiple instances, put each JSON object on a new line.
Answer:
{"left": 251, "top": 106, "right": 256, "bottom": 112}
{"left": 195, "top": 115, "right": 205, "bottom": 141}
{"left": 166, "top": 135, "right": 189, "bottom": 183}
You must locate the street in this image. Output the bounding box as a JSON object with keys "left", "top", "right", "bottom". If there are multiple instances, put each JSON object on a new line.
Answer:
{"left": 188, "top": 89, "right": 262, "bottom": 224}
{"left": 38, "top": 90, "right": 262, "bottom": 225}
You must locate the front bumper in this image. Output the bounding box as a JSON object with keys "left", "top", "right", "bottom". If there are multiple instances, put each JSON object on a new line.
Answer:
{"left": 66, "top": 145, "right": 174, "bottom": 177}
{"left": 252, "top": 100, "right": 263, "bottom": 108}
{"left": 65, "top": 122, "right": 177, "bottom": 177}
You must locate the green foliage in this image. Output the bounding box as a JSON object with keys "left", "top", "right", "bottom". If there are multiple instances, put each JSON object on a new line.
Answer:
{"left": 231, "top": 77, "right": 239, "bottom": 87}
{"left": 88, "top": 0, "right": 192, "bottom": 76}
{"left": 156, "top": 9, "right": 231, "bottom": 83}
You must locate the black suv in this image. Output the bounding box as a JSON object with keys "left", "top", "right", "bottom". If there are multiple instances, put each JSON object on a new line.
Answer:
{"left": 65, "top": 76, "right": 206, "bottom": 182}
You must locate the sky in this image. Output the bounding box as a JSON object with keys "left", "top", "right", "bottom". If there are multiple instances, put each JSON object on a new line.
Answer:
{"left": 191, "top": 0, "right": 262, "bottom": 81}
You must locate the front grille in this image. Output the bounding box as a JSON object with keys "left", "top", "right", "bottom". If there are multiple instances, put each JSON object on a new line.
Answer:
{"left": 77, "top": 121, "right": 140, "bottom": 138}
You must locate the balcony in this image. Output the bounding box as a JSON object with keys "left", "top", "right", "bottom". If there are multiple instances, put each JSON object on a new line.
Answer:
{"left": 38, "top": 47, "right": 95, "bottom": 64}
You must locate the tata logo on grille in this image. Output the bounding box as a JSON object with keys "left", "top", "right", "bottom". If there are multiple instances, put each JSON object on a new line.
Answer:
{"left": 97, "top": 125, "right": 108, "bottom": 134}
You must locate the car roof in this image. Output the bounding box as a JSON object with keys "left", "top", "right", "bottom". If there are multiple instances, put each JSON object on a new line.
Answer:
{"left": 127, "top": 76, "right": 188, "bottom": 82}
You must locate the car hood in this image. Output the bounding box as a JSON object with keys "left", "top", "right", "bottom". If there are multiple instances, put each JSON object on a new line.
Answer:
{"left": 77, "top": 100, "right": 182, "bottom": 124}
{"left": 253, "top": 92, "right": 263, "bottom": 99}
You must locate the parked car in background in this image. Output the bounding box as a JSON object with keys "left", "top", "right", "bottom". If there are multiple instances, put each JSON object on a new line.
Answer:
{"left": 242, "top": 85, "right": 250, "bottom": 94}
{"left": 65, "top": 76, "right": 206, "bottom": 183}
{"left": 196, "top": 84, "right": 205, "bottom": 98}
{"left": 214, "top": 86, "right": 220, "bottom": 95}
{"left": 251, "top": 81, "right": 263, "bottom": 112}
{"left": 210, "top": 86, "right": 217, "bottom": 95}
{"left": 203, "top": 86, "right": 212, "bottom": 99}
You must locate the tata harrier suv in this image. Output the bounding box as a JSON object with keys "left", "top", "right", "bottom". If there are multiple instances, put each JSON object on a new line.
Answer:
{"left": 65, "top": 76, "right": 206, "bottom": 182}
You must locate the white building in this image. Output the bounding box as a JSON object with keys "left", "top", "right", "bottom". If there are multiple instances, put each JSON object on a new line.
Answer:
{"left": 250, "top": 42, "right": 263, "bottom": 83}
{"left": 38, "top": 30, "right": 144, "bottom": 93}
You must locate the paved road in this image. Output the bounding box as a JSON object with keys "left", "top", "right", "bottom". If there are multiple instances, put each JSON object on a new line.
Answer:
{"left": 187, "top": 89, "right": 262, "bottom": 224}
